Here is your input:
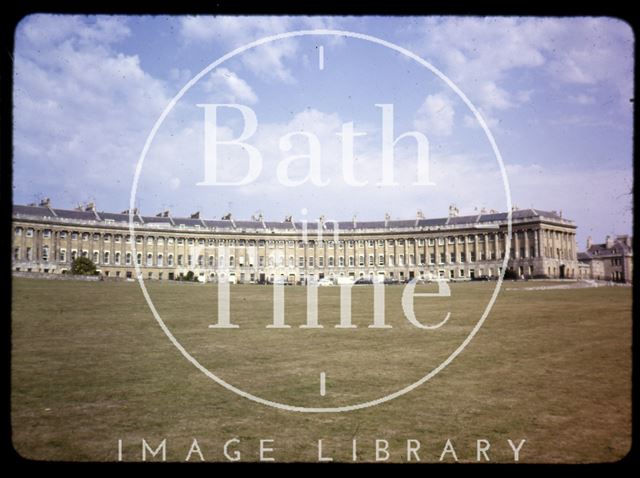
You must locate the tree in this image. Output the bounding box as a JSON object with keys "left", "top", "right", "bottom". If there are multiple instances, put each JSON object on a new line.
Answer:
{"left": 71, "top": 257, "right": 97, "bottom": 276}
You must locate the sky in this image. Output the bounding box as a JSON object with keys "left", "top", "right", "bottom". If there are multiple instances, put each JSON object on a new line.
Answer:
{"left": 12, "top": 15, "right": 634, "bottom": 248}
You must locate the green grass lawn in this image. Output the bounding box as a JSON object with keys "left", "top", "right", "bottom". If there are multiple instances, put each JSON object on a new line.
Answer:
{"left": 11, "top": 278, "right": 631, "bottom": 462}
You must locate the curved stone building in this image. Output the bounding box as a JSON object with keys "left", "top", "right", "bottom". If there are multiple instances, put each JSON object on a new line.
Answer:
{"left": 12, "top": 199, "right": 579, "bottom": 283}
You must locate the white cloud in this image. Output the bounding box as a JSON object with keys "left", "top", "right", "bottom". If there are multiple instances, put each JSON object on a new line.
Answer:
{"left": 414, "top": 93, "right": 455, "bottom": 136}
{"left": 410, "top": 17, "right": 633, "bottom": 116}
{"left": 202, "top": 68, "right": 258, "bottom": 104}
{"left": 179, "top": 16, "right": 299, "bottom": 83}
{"left": 13, "top": 15, "right": 171, "bottom": 208}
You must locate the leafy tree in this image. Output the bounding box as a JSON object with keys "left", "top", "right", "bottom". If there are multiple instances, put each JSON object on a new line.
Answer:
{"left": 71, "top": 257, "right": 97, "bottom": 276}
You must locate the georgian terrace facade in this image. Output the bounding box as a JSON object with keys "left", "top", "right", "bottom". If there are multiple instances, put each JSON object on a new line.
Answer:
{"left": 12, "top": 201, "right": 579, "bottom": 283}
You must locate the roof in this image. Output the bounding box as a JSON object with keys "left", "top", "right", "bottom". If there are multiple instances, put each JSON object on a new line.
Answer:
{"left": 51, "top": 208, "right": 99, "bottom": 221}
{"left": 12, "top": 203, "right": 574, "bottom": 233}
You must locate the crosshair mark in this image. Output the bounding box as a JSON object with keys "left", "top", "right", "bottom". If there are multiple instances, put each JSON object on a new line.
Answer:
{"left": 318, "top": 45, "right": 325, "bottom": 70}
{"left": 320, "top": 372, "right": 326, "bottom": 396}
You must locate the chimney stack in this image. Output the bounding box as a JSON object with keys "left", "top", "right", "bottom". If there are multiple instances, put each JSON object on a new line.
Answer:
{"left": 190, "top": 211, "right": 200, "bottom": 219}
{"left": 605, "top": 235, "right": 614, "bottom": 249}
{"left": 586, "top": 236, "right": 593, "bottom": 250}
{"left": 39, "top": 197, "right": 51, "bottom": 207}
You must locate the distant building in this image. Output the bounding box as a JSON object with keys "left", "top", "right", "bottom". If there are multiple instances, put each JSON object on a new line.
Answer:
{"left": 12, "top": 199, "right": 580, "bottom": 283}
{"left": 578, "top": 235, "right": 633, "bottom": 283}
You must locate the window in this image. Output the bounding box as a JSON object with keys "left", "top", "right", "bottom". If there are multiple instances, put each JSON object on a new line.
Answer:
{"left": 448, "top": 237, "right": 455, "bottom": 244}
{"left": 14, "top": 227, "right": 22, "bottom": 236}
{"left": 167, "top": 237, "right": 174, "bottom": 245}
{"left": 388, "top": 255, "right": 395, "bottom": 266}
{"left": 188, "top": 238, "right": 194, "bottom": 245}
{"left": 470, "top": 252, "right": 476, "bottom": 262}
{"left": 42, "top": 246, "right": 49, "bottom": 262}
{"left": 318, "top": 257, "right": 324, "bottom": 267}
{"left": 26, "top": 247, "right": 33, "bottom": 261}
{"left": 13, "top": 247, "right": 21, "bottom": 260}
{"left": 368, "top": 240, "right": 375, "bottom": 247}
{"left": 93, "top": 251, "right": 99, "bottom": 264}
{"left": 26, "top": 228, "right": 34, "bottom": 238}
{"left": 409, "top": 254, "right": 415, "bottom": 266}
{"left": 378, "top": 254, "right": 384, "bottom": 266}
{"left": 289, "top": 256, "right": 294, "bottom": 267}
{"left": 429, "top": 253, "right": 435, "bottom": 264}
{"left": 43, "top": 229, "right": 52, "bottom": 238}
{"left": 299, "top": 256, "right": 304, "bottom": 267}
{"left": 439, "top": 253, "right": 445, "bottom": 264}
{"left": 229, "top": 256, "right": 234, "bottom": 267}
{"left": 136, "top": 236, "right": 143, "bottom": 244}
{"left": 125, "top": 235, "right": 131, "bottom": 243}
{"left": 115, "top": 252, "right": 121, "bottom": 265}
{"left": 115, "top": 235, "right": 121, "bottom": 243}
{"left": 359, "top": 255, "right": 365, "bottom": 267}
{"left": 177, "top": 238, "right": 184, "bottom": 245}
{"left": 259, "top": 256, "right": 265, "bottom": 267}
{"left": 457, "top": 236, "right": 464, "bottom": 244}
{"left": 378, "top": 240, "right": 384, "bottom": 247}
{"left": 450, "top": 252, "right": 456, "bottom": 263}
{"left": 72, "top": 232, "right": 79, "bottom": 240}
{"left": 157, "top": 237, "right": 164, "bottom": 245}
{"left": 198, "top": 255, "right": 204, "bottom": 266}
{"left": 428, "top": 238, "right": 435, "bottom": 246}
{"left": 60, "top": 231, "right": 67, "bottom": 239}
{"left": 398, "top": 255, "right": 404, "bottom": 266}
{"left": 93, "top": 233, "right": 100, "bottom": 241}
{"left": 209, "top": 255, "right": 215, "bottom": 267}
{"left": 199, "top": 239, "right": 205, "bottom": 245}
{"left": 418, "top": 238, "right": 424, "bottom": 246}
{"left": 158, "top": 254, "right": 164, "bottom": 267}
{"left": 328, "top": 257, "right": 334, "bottom": 267}
{"left": 339, "top": 257, "right": 345, "bottom": 267}
{"left": 146, "top": 253, "right": 153, "bottom": 266}
{"left": 126, "top": 252, "right": 132, "bottom": 265}
{"left": 167, "top": 254, "right": 174, "bottom": 266}
{"left": 459, "top": 269, "right": 465, "bottom": 277}
{"left": 72, "top": 250, "right": 78, "bottom": 261}
{"left": 60, "top": 249, "right": 66, "bottom": 262}
{"left": 368, "top": 254, "right": 374, "bottom": 266}
{"left": 82, "top": 250, "right": 88, "bottom": 258}
{"left": 387, "top": 239, "right": 395, "bottom": 246}
{"left": 308, "top": 257, "right": 314, "bottom": 267}
{"left": 103, "top": 251, "right": 110, "bottom": 264}
{"left": 438, "top": 238, "right": 444, "bottom": 246}
{"left": 419, "top": 254, "right": 425, "bottom": 265}
{"left": 348, "top": 240, "right": 354, "bottom": 248}
{"left": 349, "top": 256, "right": 355, "bottom": 267}
{"left": 188, "top": 255, "right": 193, "bottom": 266}
{"left": 103, "top": 234, "right": 111, "bottom": 242}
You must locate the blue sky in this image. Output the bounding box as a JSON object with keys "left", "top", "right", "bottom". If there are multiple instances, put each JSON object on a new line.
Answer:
{"left": 13, "top": 15, "right": 633, "bottom": 248}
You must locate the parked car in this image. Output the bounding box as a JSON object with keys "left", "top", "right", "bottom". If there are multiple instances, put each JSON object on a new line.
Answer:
{"left": 354, "top": 277, "right": 373, "bottom": 285}
{"left": 318, "top": 278, "right": 334, "bottom": 286}
{"left": 472, "top": 275, "right": 491, "bottom": 281}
